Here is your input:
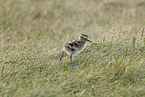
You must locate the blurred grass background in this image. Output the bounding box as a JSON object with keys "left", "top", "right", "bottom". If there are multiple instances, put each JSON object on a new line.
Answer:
{"left": 0, "top": 0, "right": 145, "bottom": 96}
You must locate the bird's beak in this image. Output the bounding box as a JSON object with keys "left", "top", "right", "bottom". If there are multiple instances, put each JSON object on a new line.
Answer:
{"left": 87, "top": 39, "right": 92, "bottom": 43}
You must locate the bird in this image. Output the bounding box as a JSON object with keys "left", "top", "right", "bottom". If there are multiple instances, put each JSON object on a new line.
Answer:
{"left": 58, "top": 34, "right": 92, "bottom": 67}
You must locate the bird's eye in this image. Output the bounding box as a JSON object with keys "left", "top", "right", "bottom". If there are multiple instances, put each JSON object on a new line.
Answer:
{"left": 84, "top": 38, "right": 87, "bottom": 40}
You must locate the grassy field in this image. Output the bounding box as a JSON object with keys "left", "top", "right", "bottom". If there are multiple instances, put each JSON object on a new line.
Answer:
{"left": 0, "top": 0, "right": 145, "bottom": 96}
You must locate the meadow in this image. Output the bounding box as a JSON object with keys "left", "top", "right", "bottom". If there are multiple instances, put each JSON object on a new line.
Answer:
{"left": 0, "top": 0, "right": 145, "bottom": 96}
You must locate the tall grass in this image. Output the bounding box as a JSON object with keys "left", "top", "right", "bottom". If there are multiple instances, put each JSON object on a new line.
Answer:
{"left": 0, "top": 0, "right": 145, "bottom": 96}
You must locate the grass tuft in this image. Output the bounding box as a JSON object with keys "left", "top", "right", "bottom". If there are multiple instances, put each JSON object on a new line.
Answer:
{"left": 0, "top": 0, "right": 145, "bottom": 96}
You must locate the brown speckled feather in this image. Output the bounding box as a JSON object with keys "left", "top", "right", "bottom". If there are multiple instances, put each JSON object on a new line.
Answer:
{"left": 63, "top": 34, "right": 91, "bottom": 56}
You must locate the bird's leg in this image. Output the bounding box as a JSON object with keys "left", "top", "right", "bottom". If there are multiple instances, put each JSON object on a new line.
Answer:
{"left": 70, "top": 54, "right": 77, "bottom": 67}
{"left": 59, "top": 51, "right": 65, "bottom": 62}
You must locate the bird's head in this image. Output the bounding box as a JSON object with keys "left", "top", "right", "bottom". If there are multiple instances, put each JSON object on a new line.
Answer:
{"left": 79, "top": 34, "right": 92, "bottom": 42}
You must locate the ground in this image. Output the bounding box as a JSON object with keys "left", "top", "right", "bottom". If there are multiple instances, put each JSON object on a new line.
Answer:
{"left": 0, "top": 0, "right": 145, "bottom": 96}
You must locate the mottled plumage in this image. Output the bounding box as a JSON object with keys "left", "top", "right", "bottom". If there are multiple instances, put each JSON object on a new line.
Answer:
{"left": 59, "top": 34, "right": 92, "bottom": 67}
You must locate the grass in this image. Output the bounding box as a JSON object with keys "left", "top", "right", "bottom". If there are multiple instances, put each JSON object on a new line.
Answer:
{"left": 0, "top": 0, "right": 145, "bottom": 96}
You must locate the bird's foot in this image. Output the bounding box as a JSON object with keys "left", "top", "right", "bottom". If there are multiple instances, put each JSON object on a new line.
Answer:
{"left": 72, "top": 63, "right": 79, "bottom": 67}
